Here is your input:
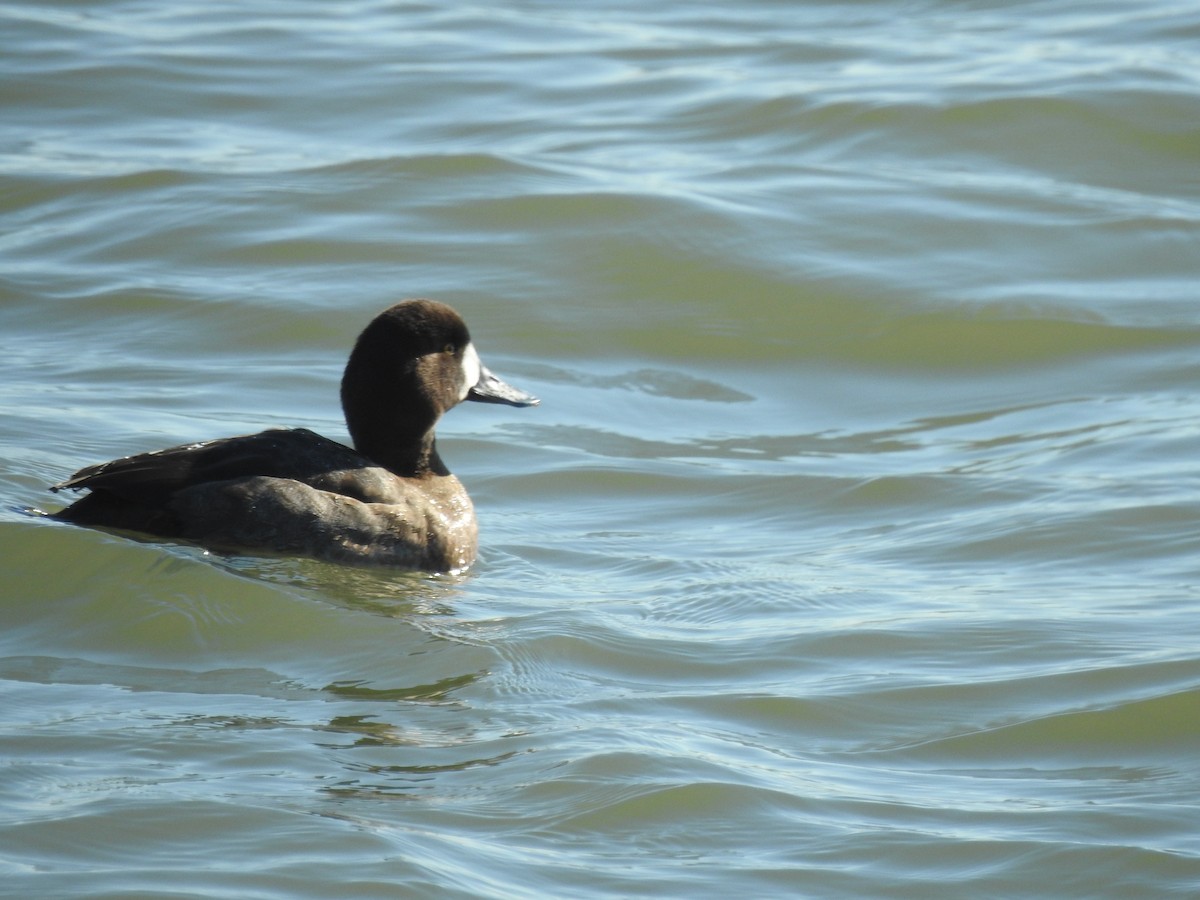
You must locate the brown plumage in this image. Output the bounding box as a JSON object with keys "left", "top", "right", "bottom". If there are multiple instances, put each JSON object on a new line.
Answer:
{"left": 51, "top": 299, "right": 538, "bottom": 571}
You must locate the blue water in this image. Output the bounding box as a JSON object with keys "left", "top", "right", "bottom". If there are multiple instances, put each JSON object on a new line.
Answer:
{"left": 3, "top": 1, "right": 1200, "bottom": 896}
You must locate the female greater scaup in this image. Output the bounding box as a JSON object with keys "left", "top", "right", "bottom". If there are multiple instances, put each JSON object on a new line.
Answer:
{"left": 50, "top": 299, "right": 538, "bottom": 571}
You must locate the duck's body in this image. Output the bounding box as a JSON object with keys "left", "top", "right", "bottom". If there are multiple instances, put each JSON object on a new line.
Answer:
{"left": 53, "top": 428, "right": 479, "bottom": 570}
{"left": 50, "top": 299, "right": 538, "bottom": 571}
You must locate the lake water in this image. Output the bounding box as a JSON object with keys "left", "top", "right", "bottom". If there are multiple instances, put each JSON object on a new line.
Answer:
{"left": 3, "top": 1, "right": 1200, "bottom": 896}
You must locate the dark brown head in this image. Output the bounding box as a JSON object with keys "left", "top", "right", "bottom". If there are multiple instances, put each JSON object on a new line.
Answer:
{"left": 340, "top": 299, "right": 538, "bottom": 475}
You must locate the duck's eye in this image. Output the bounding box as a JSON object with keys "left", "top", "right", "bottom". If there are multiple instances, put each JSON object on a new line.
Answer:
{"left": 443, "top": 343, "right": 456, "bottom": 355}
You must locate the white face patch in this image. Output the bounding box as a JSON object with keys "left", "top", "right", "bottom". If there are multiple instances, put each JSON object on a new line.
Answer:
{"left": 460, "top": 342, "right": 482, "bottom": 401}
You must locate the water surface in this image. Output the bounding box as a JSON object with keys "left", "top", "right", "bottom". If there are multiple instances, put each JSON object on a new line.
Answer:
{"left": 3, "top": 1, "right": 1200, "bottom": 897}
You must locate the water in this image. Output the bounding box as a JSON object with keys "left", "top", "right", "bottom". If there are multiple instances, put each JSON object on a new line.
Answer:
{"left": 3, "top": 0, "right": 1200, "bottom": 896}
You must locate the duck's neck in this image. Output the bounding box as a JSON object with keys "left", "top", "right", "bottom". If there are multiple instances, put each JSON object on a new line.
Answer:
{"left": 350, "top": 420, "right": 449, "bottom": 479}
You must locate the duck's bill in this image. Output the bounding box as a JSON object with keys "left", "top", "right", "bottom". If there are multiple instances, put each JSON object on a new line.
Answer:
{"left": 468, "top": 365, "right": 540, "bottom": 407}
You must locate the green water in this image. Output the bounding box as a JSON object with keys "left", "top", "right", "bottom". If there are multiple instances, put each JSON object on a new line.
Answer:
{"left": 3, "top": 1, "right": 1200, "bottom": 897}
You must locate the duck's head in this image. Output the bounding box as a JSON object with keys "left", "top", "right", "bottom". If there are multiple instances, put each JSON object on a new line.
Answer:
{"left": 340, "top": 299, "right": 538, "bottom": 473}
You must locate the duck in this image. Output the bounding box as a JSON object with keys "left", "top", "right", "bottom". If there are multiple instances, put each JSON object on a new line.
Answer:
{"left": 50, "top": 298, "right": 539, "bottom": 572}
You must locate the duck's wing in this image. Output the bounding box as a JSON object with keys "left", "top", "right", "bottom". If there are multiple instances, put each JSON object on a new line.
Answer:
{"left": 52, "top": 428, "right": 365, "bottom": 504}
{"left": 50, "top": 427, "right": 464, "bottom": 569}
